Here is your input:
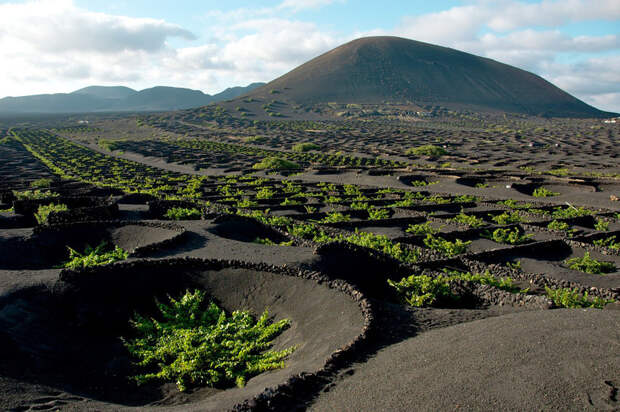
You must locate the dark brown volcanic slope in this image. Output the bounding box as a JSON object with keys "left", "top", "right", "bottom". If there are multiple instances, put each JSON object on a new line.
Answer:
{"left": 245, "top": 36, "right": 611, "bottom": 117}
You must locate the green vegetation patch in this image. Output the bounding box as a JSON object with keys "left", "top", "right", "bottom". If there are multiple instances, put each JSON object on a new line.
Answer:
{"left": 593, "top": 236, "right": 619, "bottom": 250}
{"left": 252, "top": 157, "right": 301, "bottom": 170}
{"left": 388, "top": 271, "right": 518, "bottom": 307}
{"left": 545, "top": 287, "right": 613, "bottom": 309}
{"left": 498, "top": 199, "right": 534, "bottom": 210}
{"left": 343, "top": 230, "right": 420, "bottom": 264}
{"left": 34, "top": 203, "right": 68, "bottom": 224}
{"left": 367, "top": 207, "right": 390, "bottom": 220}
{"left": 13, "top": 189, "right": 59, "bottom": 200}
{"left": 123, "top": 290, "right": 295, "bottom": 391}
{"left": 30, "top": 178, "right": 53, "bottom": 188}
{"left": 483, "top": 227, "right": 532, "bottom": 245}
{"left": 491, "top": 211, "right": 523, "bottom": 225}
{"left": 547, "top": 219, "right": 571, "bottom": 232}
{"left": 532, "top": 187, "right": 559, "bottom": 197}
{"left": 565, "top": 252, "right": 616, "bottom": 274}
{"left": 60, "top": 241, "right": 129, "bottom": 269}
{"left": 292, "top": 142, "right": 320, "bottom": 152}
{"left": 164, "top": 207, "right": 202, "bottom": 220}
{"left": 594, "top": 218, "right": 609, "bottom": 232}
{"left": 388, "top": 274, "right": 451, "bottom": 307}
{"left": 318, "top": 211, "right": 351, "bottom": 223}
{"left": 244, "top": 136, "right": 267, "bottom": 144}
{"left": 423, "top": 234, "right": 470, "bottom": 257}
{"left": 551, "top": 206, "right": 592, "bottom": 219}
{"left": 406, "top": 145, "right": 448, "bottom": 158}
{"left": 451, "top": 211, "right": 485, "bottom": 228}
{"left": 406, "top": 222, "right": 438, "bottom": 236}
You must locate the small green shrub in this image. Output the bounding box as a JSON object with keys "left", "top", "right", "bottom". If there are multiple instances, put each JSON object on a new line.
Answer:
{"left": 425, "top": 195, "right": 450, "bottom": 204}
{"left": 343, "top": 230, "right": 419, "bottom": 263}
{"left": 236, "top": 199, "right": 258, "bottom": 208}
{"left": 319, "top": 212, "right": 351, "bottom": 223}
{"left": 252, "top": 157, "right": 300, "bottom": 170}
{"left": 265, "top": 215, "right": 293, "bottom": 228}
{"left": 255, "top": 187, "right": 275, "bottom": 199}
{"left": 545, "top": 287, "right": 613, "bottom": 309}
{"left": 547, "top": 219, "right": 571, "bottom": 232}
{"left": 406, "top": 145, "right": 447, "bottom": 157}
{"left": 292, "top": 142, "right": 320, "bottom": 152}
{"left": 34, "top": 203, "right": 68, "bottom": 224}
{"left": 30, "top": 178, "right": 53, "bottom": 188}
{"left": 61, "top": 241, "right": 129, "bottom": 269}
{"left": 164, "top": 207, "right": 201, "bottom": 220}
{"left": 498, "top": 199, "right": 533, "bottom": 210}
{"left": 388, "top": 274, "right": 451, "bottom": 307}
{"left": 406, "top": 222, "right": 437, "bottom": 236}
{"left": 506, "top": 260, "right": 522, "bottom": 270}
{"left": 454, "top": 194, "right": 477, "bottom": 203}
{"left": 408, "top": 180, "right": 433, "bottom": 187}
{"left": 451, "top": 211, "right": 485, "bottom": 228}
{"left": 123, "top": 290, "right": 295, "bottom": 391}
{"left": 287, "top": 222, "right": 331, "bottom": 242}
{"left": 443, "top": 270, "right": 520, "bottom": 293}
{"left": 323, "top": 195, "right": 343, "bottom": 204}
{"left": 389, "top": 198, "right": 419, "bottom": 207}
{"left": 280, "top": 197, "right": 301, "bottom": 206}
{"left": 594, "top": 218, "right": 609, "bottom": 231}
{"left": 593, "top": 236, "right": 619, "bottom": 250}
{"left": 529, "top": 208, "right": 550, "bottom": 216}
{"left": 244, "top": 136, "right": 266, "bottom": 144}
{"left": 484, "top": 227, "right": 532, "bottom": 245}
{"left": 532, "top": 187, "right": 559, "bottom": 197}
{"left": 491, "top": 211, "right": 523, "bottom": 225}
{"left": 238, "top": 210, "right": 293, "bottom": 229}
{"left": 565, "top": 252, "right": 616, "bottom": 274}
{"left": 350, "top": 201, "right": 370, "bottom": 210}
{"left": 343, "top": 185, "right": 362, "bottom": 196}
{"left": 423, "top": 234, "right": 470, "bottom": 256}
{"left": 389, "top": 271, "right": 518, "bottom": 307}
{"left": 551, "top": 206, "right": 592, "bottom": 219}
{"left": 368, "top": 207, "right": 390, "bottom": 220}
{"left": 547, "top": 168, "right": 570, "bottom": 177}
{"left": 14, "top": 189, "right": 59, "bottom": 200}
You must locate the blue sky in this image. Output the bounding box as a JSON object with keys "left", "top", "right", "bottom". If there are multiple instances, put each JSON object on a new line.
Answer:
{"left": 1, "top": 0, "right": 619, "bottom": 112}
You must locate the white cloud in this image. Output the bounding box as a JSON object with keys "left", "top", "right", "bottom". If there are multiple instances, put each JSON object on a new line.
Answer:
{"left": 0, "top": 0, "right": 194, "bottom": 54}
{"left": 486, "top": 0, "right": 620, "bottom": 32}
{"left": 224, "top": 19, "right": 338, "bottom": 65}
{"left": 398, "top": 5, "right": 488, "bottom": 45}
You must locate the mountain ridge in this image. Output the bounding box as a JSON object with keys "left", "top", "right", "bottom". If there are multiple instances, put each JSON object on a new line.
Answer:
{"left": 0, "top": 83, "right": 266, "bottom": 114}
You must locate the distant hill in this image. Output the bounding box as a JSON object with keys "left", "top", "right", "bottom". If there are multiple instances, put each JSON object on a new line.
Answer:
{"left": 0, "top": 83, "right": 265, "bottom": 114}
{"left": 121, "top": 86, "right": 212, "bottom": 111}
{"left": 214, "top": 83, "right": 266, "bottom": 101}
{"left": 72, "top": 86, "right": 136, "bottom": 100}
{"left": 244, "top": 36, "right": 612, "bottom": 118}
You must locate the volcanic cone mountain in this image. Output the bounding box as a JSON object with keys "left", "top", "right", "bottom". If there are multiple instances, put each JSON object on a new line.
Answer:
{"left": 245, "top": 36, "right": 610, "bottom": 117}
